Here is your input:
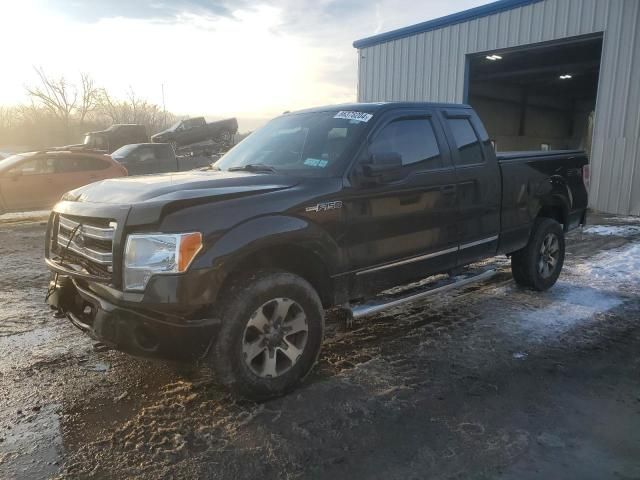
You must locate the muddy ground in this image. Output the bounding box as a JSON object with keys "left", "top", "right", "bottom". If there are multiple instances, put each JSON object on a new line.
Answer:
{"left": 1, "top": 212, "right": 639, "bottom": 479}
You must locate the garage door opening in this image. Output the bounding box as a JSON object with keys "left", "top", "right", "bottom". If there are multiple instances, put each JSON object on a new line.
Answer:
{"left": 466, "top": 34, "right": 603, "bottom": 153}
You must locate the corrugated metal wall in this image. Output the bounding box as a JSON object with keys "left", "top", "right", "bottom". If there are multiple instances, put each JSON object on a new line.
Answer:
{"left": 357, "top": 0, "right": 640, "bottom": 215}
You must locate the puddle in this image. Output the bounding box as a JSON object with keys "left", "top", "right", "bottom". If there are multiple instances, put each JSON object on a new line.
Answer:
{"left": 0, "top": 404, "right": 63, "bottom": 479}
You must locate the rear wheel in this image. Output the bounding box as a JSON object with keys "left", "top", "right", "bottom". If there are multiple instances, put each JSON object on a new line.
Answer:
{"left": 511, "top": 217, "right": 565, "bottom": 291}
{"left": 209, "top": 271, "right": 324, "bottom": 401}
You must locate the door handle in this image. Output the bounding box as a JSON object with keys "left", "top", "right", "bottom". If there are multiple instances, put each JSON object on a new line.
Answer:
{"left": 442, "top": 185, "right": 457, "bottom": 195}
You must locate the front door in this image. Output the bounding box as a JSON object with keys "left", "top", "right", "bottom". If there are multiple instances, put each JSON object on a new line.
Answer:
{"left": 0, "top": 157, "right": 56, "bottom": 211}
{"left": 343, "top": 109, "right": 458, "bottom": 295}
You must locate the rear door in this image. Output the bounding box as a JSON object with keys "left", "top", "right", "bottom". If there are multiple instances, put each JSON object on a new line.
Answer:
{"left": 52, "top": 155, "right": 116, "bottom": 194}
{"left": 440, "top": 110, "right": 500, "bottom": 266}
{"left": 344, "top": 108, "right": 458, "bottom": 292}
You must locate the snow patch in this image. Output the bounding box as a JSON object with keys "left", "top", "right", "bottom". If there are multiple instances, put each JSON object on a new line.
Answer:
{"left": 521, "top": 284, "right": 621, "bottom": 334}
{"left": 575, "top": 242, "right": 640, "bottom": 285}
{"left": 583, "top": 225, "right": 640, "bottom": 237}
{"left": 603, "top": 216, "right": 640, "bottom": 224}
{"left": 0, "top": 210, "right": 50, "bottom": 224}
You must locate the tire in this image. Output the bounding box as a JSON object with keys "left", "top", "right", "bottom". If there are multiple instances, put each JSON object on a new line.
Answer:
{"left": 511, "top": 217, "right": 565, "bottom": 291}
{"left": 209, "top": 270, "right": 324, "bottom": 401}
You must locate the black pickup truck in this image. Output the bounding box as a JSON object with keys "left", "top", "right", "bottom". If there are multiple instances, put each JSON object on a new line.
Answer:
{"left": 150, "top": 117, "right": 238, "bottom": 150}
{"left": 110, "top": 143, "right": 212, "bottom": 176}
{"left": 45, "top": 102, "right": 588, "bottom": 400}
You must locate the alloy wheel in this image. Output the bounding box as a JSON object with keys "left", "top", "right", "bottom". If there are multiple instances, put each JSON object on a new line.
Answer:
{"left": 242, "top": 298, "right": 308, "bottom": 378}
{"left": 538, "top": 232, "right": 560, "bottom": 278}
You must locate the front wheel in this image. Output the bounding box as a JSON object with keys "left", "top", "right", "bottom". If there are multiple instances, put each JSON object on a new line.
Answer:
{"left": 209, "top": 271, "right": 324, "bottom": 401}
{"left": 511, "top": 217, "right": 565, "bottom": 291}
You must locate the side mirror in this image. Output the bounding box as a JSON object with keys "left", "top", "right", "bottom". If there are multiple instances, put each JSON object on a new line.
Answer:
{"left": 361, "top": 152, "right": 403, "bottom": 183}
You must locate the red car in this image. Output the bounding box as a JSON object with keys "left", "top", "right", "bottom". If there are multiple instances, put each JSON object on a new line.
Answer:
{"left": 0, "top": 150, "right": 127, "bottom": 213}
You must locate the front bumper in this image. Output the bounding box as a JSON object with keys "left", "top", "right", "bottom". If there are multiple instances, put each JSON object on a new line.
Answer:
{"left": 47, "top": 275, "right": 220, "bottom": 361}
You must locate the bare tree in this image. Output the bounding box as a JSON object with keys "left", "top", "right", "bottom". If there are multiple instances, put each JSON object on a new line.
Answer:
{"left": 78, "top": 73, "right": 100, "bottom": 126}
{"left": 26, "top": 67, "right": 78, "bottom": 130}
{"left": 2, "top": 70, "right": 179, "bottom": 148}
{"left": 97, "top": 87, "right": 177, "bottom": 134}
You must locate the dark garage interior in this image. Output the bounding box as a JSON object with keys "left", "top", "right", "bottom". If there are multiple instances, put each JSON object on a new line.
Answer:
{"left": 467, "top": 35, "right": 603, "bottom": 152}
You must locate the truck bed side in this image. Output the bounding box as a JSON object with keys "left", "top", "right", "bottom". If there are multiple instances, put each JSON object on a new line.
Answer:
{"left": 497, "top": 150, "right": 589, "bottom": 255}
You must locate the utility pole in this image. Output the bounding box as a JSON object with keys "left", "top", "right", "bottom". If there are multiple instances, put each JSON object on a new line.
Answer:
{"left": 161, "top": 83, "right": 167, "bottom": 128}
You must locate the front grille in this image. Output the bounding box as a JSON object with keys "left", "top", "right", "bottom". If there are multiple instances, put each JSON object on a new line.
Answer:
{"left": 52, "top": 214, "right": 117, "bottom": 280}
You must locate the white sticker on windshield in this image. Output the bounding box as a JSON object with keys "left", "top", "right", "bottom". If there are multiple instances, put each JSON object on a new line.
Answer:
{"left": 304, "top": 158, "right": 329, "bottom": 168}
{"left": 333, "top": 111, "right": 373, "bottom": 123}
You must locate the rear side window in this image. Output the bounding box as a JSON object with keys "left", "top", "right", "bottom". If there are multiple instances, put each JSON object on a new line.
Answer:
{"left": 10, "top": 158, "right": 55, "bottom": 175}
{"left": 370, "top": 118, "right": 442, "bottom": 170}
{"left": 447, "top": 118, "right": 484, "bottom": 166}
{"left": 55, "top": 156, "right": 110, "bottom": 172}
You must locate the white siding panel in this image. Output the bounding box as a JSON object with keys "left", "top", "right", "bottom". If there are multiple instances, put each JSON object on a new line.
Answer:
{"left": 356, "top": 0, "right": 640, "bottom": 215}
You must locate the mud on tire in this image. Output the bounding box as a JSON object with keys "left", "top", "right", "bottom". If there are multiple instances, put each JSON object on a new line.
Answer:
{"left": 209, "top": 270, "right": 324, "bottom": 401}
{"left": 511, "top": 217, "right": 565, "bottom": 291}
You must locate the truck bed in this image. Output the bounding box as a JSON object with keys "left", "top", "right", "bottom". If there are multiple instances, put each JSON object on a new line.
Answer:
{"left": 497, "top": 149, "right": 589, "bottom": 255}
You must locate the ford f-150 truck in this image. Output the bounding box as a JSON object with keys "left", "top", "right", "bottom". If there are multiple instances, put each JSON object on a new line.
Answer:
{"left": 45, "top": 102, "right": 588, "bottom": 400}
{"left": 150, "top": 117, "right": 238, "bottom": 150}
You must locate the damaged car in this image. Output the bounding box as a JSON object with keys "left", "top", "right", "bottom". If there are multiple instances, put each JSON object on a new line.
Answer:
{"left": 45, "top": 102, "right": 588, "bottom": 400}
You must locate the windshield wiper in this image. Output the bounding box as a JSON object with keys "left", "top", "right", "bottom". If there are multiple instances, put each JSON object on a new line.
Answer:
{"left": 227, "top": 163, "right": 277, "bottom": 173}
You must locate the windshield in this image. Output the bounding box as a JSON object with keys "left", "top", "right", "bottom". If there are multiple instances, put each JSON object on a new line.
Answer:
{"left": 214, "top": 111, "right": 371, "bottom": 177}
{"left": 0, "top": 154, "right": 27, "bottom": 172}
{"left": 84, "top": 134, "right": 108, "bottom": 148}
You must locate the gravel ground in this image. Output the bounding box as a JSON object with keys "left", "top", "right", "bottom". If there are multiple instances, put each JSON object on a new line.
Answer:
{"left": 1, "top": 213, "right": 639, "bottom": 479}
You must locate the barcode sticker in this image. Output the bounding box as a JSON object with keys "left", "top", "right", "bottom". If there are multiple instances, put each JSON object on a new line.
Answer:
{"left": 333, "top": 111, "right": 373, "bottom": 123}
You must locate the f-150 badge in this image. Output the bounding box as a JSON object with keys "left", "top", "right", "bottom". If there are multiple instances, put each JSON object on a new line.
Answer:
{"left": 306, "top": 201, "right": 343, "bottom": 213}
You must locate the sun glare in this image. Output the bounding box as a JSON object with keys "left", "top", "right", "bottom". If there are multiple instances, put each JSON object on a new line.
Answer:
{"left": 0, "top": 2, "right": 335, "bottom": 119}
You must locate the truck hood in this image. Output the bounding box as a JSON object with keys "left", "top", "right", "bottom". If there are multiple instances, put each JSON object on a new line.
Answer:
{"left": 62, "top": 170, "right": 298, "bottom": 205}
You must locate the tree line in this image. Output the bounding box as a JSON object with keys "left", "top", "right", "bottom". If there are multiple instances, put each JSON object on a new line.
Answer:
{"left": 0, "top": 68, "right": 178, "bottom": 150}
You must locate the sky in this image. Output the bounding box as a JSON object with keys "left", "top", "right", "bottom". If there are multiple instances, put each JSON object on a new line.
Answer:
{"left": 1, "top": 0, "right": 486, "bottom": 130}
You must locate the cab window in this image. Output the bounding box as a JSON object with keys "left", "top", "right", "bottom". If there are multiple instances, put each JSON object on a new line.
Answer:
{"left": 369, "top": 118, "right": 443, "bottom": 170}
{"left": 447, "top": 118, "right": 485, "bottom": 166}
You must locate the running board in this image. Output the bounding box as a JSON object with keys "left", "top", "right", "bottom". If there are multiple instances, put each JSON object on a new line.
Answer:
{"left": 350, "top": 269, "right": 496, "bottom": 319}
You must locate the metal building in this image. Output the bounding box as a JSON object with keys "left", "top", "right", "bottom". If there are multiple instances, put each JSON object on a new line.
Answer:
{"left": 354, "top": 0, "right": 640, "bottom": 215}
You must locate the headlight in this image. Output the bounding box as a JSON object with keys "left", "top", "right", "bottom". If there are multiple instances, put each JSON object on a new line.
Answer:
{"left": 123, "top": 232, "right": 202, "bottom": 291}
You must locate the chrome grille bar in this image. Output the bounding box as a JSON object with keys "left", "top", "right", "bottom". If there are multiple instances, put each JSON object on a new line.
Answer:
{"left": 57, "top": 232, "right": 113, "bottom": 265}
{"left": 58, "top": 216, "right": 116, "bottom": 241}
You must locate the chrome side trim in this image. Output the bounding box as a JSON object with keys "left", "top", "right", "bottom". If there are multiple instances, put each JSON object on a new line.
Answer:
{"left": 351, "top": 269, "right": 496, "bottom": 319}
{"left": 355, "top": 246, "right": 458, "bottom": 276}
{"left": 459, "top": 235, "right": 499, "bottom": 250}
{"left": 355, "top": 235, "right": 499, "bottom": 276}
